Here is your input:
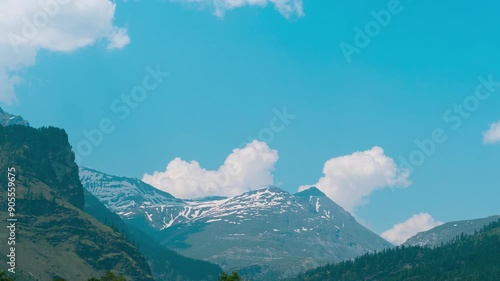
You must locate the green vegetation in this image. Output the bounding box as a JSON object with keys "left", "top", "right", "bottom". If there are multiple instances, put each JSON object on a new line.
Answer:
{"left": 218, "top": 272, "right": 243, "bottom": 281}
{"left": 87, "top": 270, "right": 126, "bottom": 281}
{"left": 0, "top": 270, "right": 15, "bottom": 281}
{"left": 404, "top": 215, "right": 500, "bottom": 247}
{"left": 289, "top": 219, "right": 500, "bottom": 281}
{"left": 1, "top": 270, "right": 126, "bottom": 281}
{"left": 4, "top": 270, "right": 239, "bottom": 281}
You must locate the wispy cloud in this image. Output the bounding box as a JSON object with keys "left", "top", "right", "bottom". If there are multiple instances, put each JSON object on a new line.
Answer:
{"left": 169, "top": 0, "right": 304, "bottom": 18}
{"left": 483, "top": 121, "right": 500, "bottom": 144}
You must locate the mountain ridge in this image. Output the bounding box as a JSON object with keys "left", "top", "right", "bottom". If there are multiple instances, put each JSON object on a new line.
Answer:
{"left": 83, "top": 189, "right": 223, "bottom": 281}
{"left": 80, "top": 167, "right": 393, "bottom": 280}
{"left": 404, "top": 215, "right": 500, "bottom": 247}
{"left": 288, "top": 218, "right": 500, "bottom": 281}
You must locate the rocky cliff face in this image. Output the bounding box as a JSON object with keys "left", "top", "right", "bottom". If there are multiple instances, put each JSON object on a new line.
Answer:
{"left": 0, "top": 125, "right": 84, "bottom": 209}
{"left": 0, "top": 124, "right": 154, "bottom": 281}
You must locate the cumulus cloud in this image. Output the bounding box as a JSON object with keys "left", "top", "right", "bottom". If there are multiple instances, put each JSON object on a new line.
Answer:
{"left": 298, "top": 146, "right": 410, "bottom": 213}
{"left": 483, "top": 121, "right": 500, "bottom": 144}
{"left": 142, "top": 140, "right": 279, "bottom": 199}
{"left": 171, "top": 0, "right": 304, "bottom": 18}
{"left": 381, "top": 213, "right": 443, "bottom": 245}
{"left": 0, "top": 0, "right": 130, "bottom": 104}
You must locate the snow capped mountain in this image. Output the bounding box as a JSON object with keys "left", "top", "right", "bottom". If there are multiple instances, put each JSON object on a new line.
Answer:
{"left": 80, "top": 167, "right": 179, "bottom": 217}
{"left": 80, "top": 167, "right": 393, "bottom": 280}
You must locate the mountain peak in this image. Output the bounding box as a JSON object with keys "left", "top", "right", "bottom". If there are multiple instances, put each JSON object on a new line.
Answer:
{"left": 83, "top": 168, "right": 393, "bottom": 279}
{"left": 295, "top": 186, "right": 326, "bottom": 197}
{"left": 239, "top": 186, "right": 289, "bottom": 196}
{"left": 0, "top": 106, "right": 30, "bottom": 126}
{"left": 258, "top": 185, "right": 287, "bottom": 193}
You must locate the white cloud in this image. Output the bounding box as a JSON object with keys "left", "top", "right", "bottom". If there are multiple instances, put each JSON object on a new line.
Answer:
{"left": 142, "top": 140, "right": 279, "bottom": 199}
{"left": 107, "top": 27, "right": 130, "bottom": 50}
{"left": 381, "top": 213, "right": 443, "bottom": 245}
{"left": 0, "top": 0, "right": 130, "bottom": 104}
{"left": 298, "top": 146, "right": 410, "bottom": 213}
{"left": 171, "top": 0, "right": 304, "bottom": 18}
{"left": 483, "top": 121, "right": 500, "bottom": 144}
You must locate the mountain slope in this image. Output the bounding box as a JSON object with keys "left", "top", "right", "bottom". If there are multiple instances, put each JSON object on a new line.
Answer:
{"left": 80, "top": 168, "right": 393, "bottom": 280}
{"left": 404, "top": 215, "right": 500, "bottom": 247}
{"left": 0, "top": 124, "right": 154, "bottom": 281}
{"left": 83, "top": 189, "right": 223, "bottom": 281}
{"left": 80, "top": 167, "right": 177, "bottom": 212}
{"left": 288, "top": 219, "right": 500, "bottom": 281}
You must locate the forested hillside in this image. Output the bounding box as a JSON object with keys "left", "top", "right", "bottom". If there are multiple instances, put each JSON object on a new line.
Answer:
{"left": 290, "top": 219, "right": 500, "bottom": 281}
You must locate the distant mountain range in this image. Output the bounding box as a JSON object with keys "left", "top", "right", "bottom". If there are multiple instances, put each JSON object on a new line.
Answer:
{"left": 80, "top": 167, "right": 392, "bottom": 280}
{"left": 3, "top": 106, "right": 498, "bottom": 281}
{"left": 404, "top": 215, "right": 500, "bottom": 247}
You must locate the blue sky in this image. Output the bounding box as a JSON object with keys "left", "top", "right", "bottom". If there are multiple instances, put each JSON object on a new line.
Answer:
{"left": 1, "top": 0, "right": 500, "bottom": 241}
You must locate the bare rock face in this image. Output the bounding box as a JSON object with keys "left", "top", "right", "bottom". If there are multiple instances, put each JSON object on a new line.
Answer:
{"left": 0, "top": 107, "right": 30, "bottom": 127}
